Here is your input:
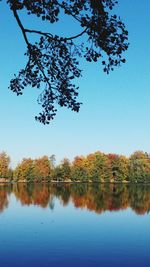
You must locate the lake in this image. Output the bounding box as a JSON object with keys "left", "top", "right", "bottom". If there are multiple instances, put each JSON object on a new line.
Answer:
{"left": 0, "top": 183, "right": 150, "bottom": 267}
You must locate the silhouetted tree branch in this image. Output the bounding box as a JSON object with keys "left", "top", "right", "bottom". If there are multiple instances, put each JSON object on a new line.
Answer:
{"left": 5, "top": 0, "right": 129, "bottom": 124}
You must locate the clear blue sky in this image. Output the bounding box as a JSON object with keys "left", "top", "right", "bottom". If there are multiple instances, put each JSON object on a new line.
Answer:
{"left": 0, "top": 0, "right": 150, "bottom": 167}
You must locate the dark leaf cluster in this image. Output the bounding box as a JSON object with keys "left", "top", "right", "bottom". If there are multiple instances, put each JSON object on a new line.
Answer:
{"left": 6, "top": 0, "right": 129, "bottom": 123}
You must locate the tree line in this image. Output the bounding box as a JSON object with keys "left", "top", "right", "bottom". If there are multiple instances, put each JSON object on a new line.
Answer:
{"left": 0, "top": 150, "right": 150, "bottom": 183}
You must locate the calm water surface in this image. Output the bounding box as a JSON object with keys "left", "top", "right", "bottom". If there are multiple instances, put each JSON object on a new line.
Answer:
{"left": 0, "top": 183, "right": 150, "bottom": 267}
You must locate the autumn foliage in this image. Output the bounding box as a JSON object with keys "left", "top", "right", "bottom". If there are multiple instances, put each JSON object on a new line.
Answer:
{"left": 0, "top": 150, "right": 150, "bottom": 183}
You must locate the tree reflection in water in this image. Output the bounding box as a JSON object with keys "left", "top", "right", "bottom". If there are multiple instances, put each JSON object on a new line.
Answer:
{"left": 1, "top": 183, "right": 150, "bottom": 215}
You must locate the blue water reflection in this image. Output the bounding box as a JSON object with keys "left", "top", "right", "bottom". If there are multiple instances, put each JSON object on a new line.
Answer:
{"left": 0, "top": 183, "right": 150, "bottom": 267}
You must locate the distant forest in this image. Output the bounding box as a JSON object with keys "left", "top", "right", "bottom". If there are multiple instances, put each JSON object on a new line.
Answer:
{"left": 0, "top": 151, "right": 150, "bottom": 183}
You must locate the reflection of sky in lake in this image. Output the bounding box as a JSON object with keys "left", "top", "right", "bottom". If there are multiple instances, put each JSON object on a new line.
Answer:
{"left": 0, "top": 186, "right": 150, "bottom": 267}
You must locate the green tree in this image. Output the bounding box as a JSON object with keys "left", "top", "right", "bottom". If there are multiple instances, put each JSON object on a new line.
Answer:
{"left": 60, "top": 158, "right": 71, "bottom": 181}
{"left": 52, "top": 166, "right": 64, "bottom": 182}
{"left": 34, "top": 156, "right": 52, "bottom": 182}
{"left": 14, "top": 158, "right": 35, "bottom": 182}
{"left": 0, "top": 152, "right": 11, "bottom": 179}
{"left": 108, "top": 154, "right": 129, "bottom": 182}
{"left": 49, "top": 154, "right": 56, "bottom": 169}
{"left": 128, "top": 151, "right": 150, "bottom": 183}
{"left": 86, "top": 152, "right": 112, "bottom": 182}
{"left": 4, "top": 0, "right": 128, "bottom": 124}
{"left": 71, "top": 156, "right": 88, "bottom": 182}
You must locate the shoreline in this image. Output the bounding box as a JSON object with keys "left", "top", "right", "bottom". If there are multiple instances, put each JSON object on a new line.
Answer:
{"left": 1, "top": 179, "right": 150, "bottom": 185}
